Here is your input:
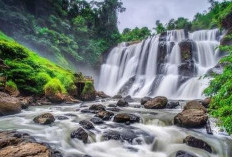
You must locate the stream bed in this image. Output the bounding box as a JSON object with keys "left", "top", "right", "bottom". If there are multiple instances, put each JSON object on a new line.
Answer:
{"left": 0, "top": 98, "right": 231, "bottom": 157}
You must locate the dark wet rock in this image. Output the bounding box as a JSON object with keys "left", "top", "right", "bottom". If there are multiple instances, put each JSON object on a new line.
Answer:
{"left": 57, "top": 116, "right": 69, "bottom": 120}
{"left": 81, "top": 109, "right": 97, "bottom": 114}
{"left": 124, "top": 95, "right": 134, "bottom": 102}
{"left": 178, "top": 61, "right": 196, "bottom": 77}
{"left": 79, "top": 120, "right": 94, "bottom": 129}
{"left": 0, "top": 131, "right": 62, "bottom": 157}
{"left": 118, "top": 77, "right": 136, "bottom": 96}
{"left": 96, "top": 110, "right": 114, "bottom": 120}
{"left": 176, "top": 150, "right": 197, "bottom": 157}
{"left": 184, "top": 100, "right": 207, "bottom": 113}
{"left": 116, "top": 99, "right": 129, "bottom": 107}
{"left": 113, "top": 95, "right": 123, "bottom": 99}
{"left": 64, "top": 113, "right": 77, "bottom": 117}
{"left": 166, "top": 101, "right": 180, "bottom": 109}
{"left": 201, "top": 98, "right": 211, "bottom": 108}
{"left": 174, "top": 109, "right": 208, "bottom": 128}
{"left": 71, "top": 127, "right": 88, "bottom": 143}
{"left": 113, "top": 113, "right": 140, "bottom": 124}
{"left": 183, "top": 136, "right": 212, "bottom": 153}
{"left": 178, "top": 39, "right": 193, "bottom": 62}
{"left": 96, "top": 91, "right": 110, "bottom": 98}
{"left": 108, "top": 104, "right": 117, "bottom": 107}
{"left": 0, "top": 92, "right": 21, "bottom": 116}
{"left": 89, "top": 104, "right": 105, "bottom": 111}
{"left": 141, "top": 97, "right": 152, "bottom": 105}
{"left": 19, "top": 96, "right": 33, "bottom": 109}
{"left": 33, "top": 113, "right": 55, "bottom": 125}
{"left": 90, "top": 117, "right": 104, "bottom": 124}
{"left": 144, "top": 96, "right": 168, "bottom": 109}
{"left": 102, "top": 130, "right": 120, "bottom": 141}
{"left": 106, "top": 107, "right": 121, "bottom": 112}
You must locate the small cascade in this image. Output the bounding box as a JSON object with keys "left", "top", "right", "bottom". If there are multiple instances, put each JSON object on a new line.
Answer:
{"left": 98, "top": 29, "right": 223, "bottom": 99}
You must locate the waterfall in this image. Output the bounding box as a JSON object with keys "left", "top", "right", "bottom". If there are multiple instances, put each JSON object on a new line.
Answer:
{"left": 98, "top": 29, "right": 222, "bottom": 100}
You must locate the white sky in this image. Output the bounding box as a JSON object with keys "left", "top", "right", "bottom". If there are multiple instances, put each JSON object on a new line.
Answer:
{"left": 87, "top": 0, "right": 224, "bottom": 32}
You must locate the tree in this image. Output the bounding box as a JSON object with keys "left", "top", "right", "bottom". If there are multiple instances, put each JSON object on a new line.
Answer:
{"left": 155, "top": 20, "right": 166, "bottom": 34}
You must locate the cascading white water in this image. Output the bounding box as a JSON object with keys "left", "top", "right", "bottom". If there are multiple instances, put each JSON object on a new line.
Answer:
{"left": 98, "top": 29, "right": 222, "bottom": 99}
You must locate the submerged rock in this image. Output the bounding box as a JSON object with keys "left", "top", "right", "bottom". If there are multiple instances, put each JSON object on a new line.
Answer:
{"left": 90, "top": 117, "right": 104, "bottom": 124}
{"left": 89, "top": 104, "right": 105, "bottom": 111}
{"left": 113, "top": 95, "right": 122, "bottom": 99}
{"left": 0, "top": 131, "right": 62, "bottom": 157}
{"left": 116, "top": 99, "right": 129, "bottom": 107}
{"left": 176, "top": 150, "right": 197, "bottom": 157}
{"left": 71, "top": 127, "right": 88, "bottom": 143}
{"left": 79, "top": 120, "right": 94, "bottom": 129}
{"left": 33, "top": 113, "right": 55, "bottom": 125}
{"left": 113, "top": 113, "right": 140, "bottom": 124}
{"left": 144, "top": 96, "right": 168, "bottom": 109}
{"left": 183, "top": 136, "right": 212, "bottom": 153}
{"left": 166, "top": 101, "right": 180, "bottom": 109}
{"left": 0, "top": 92, "right": 21, "bottom": 116}
{"left": 57, "top": 116, "right": 69, "bottom": 120}
{"left": 96, "top": 110, "right": 114, "bottom": 120}
{"left": 174, "top": 109, "right": 208, "bottom": 128}
{"left": 124, "top": 95, "right": 134, "bottom": 102}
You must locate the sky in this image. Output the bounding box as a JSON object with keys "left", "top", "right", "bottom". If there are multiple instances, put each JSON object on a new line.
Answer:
{"left": 87, "top": 0, "right": 223, "bottom": 32}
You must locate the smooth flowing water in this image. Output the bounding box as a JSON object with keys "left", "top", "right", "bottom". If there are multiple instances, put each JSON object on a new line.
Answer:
{"left": 0, "top": 99, "right": 231, "bottom": 157}
{"left": 98, "top": 29, "right": 222, "bottom": 100}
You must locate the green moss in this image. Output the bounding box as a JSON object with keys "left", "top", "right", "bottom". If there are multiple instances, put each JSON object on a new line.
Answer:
{"left": 0, "top": 31, "right": 76, "bottom": 95}
{"left": 6, "top": 80, "right": 17, "bottom": 90}
{"left": 82, "top": 81, "right": 95, "bottom": 95}
{"left": 44, "top": 78, "right": 66, "bottom": 95}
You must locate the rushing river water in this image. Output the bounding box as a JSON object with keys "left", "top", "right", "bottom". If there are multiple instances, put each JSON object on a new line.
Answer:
{"left": 0, "top": 99, "right": 231, "bottom": 157}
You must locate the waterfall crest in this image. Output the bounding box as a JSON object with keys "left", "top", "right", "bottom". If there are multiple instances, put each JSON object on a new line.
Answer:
{"left": 98, "top": 29, "right": 222, "bottom": 100}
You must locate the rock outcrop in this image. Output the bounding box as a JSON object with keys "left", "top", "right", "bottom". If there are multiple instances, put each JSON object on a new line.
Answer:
{"left": 0, "top": 131, "right": 62, "bottom": 157}
{"left": 0, "top": 92, "right": 21, "bottom": 116}
{"left": 183, "top": 136, "right": 212, "bottom": 153}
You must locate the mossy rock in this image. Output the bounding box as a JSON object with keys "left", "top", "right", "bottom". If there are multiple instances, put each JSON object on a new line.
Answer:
{"left": 80, "top": 81, "right": 96, "bottom": 101}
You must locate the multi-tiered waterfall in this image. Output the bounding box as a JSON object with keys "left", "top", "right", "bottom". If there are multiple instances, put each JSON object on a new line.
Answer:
{"left": 98, "top": 29, "right": 222, "bottom": 100}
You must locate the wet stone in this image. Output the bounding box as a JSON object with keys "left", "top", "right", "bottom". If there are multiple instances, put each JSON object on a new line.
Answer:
{"left": 90, "top": 117, "right": 104, "bottom": 125}
{"left": 79, "top": 120, "right": 95, "bottom": 130}
{"left": 57, "top": 116, "right": 69, "bottom": 120}
{"left": 71, "top": 127, "right": 88, "bottom": 143}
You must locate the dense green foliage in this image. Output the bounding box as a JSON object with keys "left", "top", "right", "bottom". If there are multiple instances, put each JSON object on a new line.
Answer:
{"left": 6, "top": 80, "right": 18, "bottom": 91}
{"left": 204, "top": 1, "right": 232, "bottom": 134}
{"left": 81, "top": 81, "right": 95, "bottom": 95}
{"left": 0, "top": 0, "right": 125, "bottom": 68}
{"left": 0, "top": 31, "right": 75, "bottom": 95}
{"left": 121, "top": 27, "right": 151, "bottom": 42}
{"left": 154, "top": 0, "right": 232, "bottom": 32}
{"left": 44, "top": 78, "right": 66, "bottom": 95}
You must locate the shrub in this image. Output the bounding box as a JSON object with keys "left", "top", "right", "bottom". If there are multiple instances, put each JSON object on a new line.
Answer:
{"left": 44, "top": 78, "right": 66, "bottom": 96}
{"left": 82, "top": 81, "right": 95, "bottom": 95}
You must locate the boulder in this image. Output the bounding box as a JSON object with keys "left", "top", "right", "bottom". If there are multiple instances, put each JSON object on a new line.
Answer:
{"left": 90, "top": 117, "right": 104, "bottom": 125}
{"left": 116, "top": 99, "right": 129, "bottom": 107}
{"left": 71, "top": 127, "right": 88, "bottom": 143}
{"left": 0, "top": 92, "right": 21, "bottom": 116}
{"left": 184, "top": 101, "right": 207, "bottom": 113}
{"left": 19, "top": 96, "right": 33, "bottom": 109}
{"left": 0, "top": 131, "right": 62, "bottom": 157}
{"left": 113, "top": 113, "right": 140, "bottom": 124}
{"left": 46, "top": 92, "right": 65, "bottom": 104}
{"left": 96, "top": 91, "right": 110, "bottom": 98}
{"left": 183, "top": 136, "right": 212, "bottom": 153}
{"left": 5, "top": 85, "right": 20, "bottom": 97}
{"left": 33, "top": 113, "right": 55, "bottom": 125}
{"left": 79, "top": 120, "right": 94, "bottom": 129}
{"left": 144, "top": 96, "right": 168, "bottom": 109}
{"left": 96, "top": 110, "right": 114, "bottom": 120}
{"left": 141, "top": 97, "right": 152, "bottom": 105}
{"left": 176, "top": 150, "right": 197, "bottom": 157}
{"left": 89, "top": 104, "right": 105, "bottom": 111}
{"left": 174, "top": 109, "right": 208, "bottom": 128}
